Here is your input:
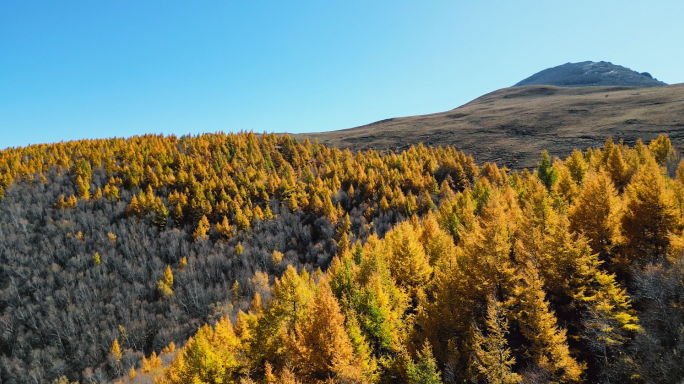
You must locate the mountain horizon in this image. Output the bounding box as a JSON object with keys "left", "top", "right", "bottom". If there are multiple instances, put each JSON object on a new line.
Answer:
{"left": 513, "top": 60, "right": 667, "bottom": 88}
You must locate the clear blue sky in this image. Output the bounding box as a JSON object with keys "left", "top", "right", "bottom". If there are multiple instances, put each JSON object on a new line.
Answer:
{"left": 1, "top": 0, "right": 682, "bottom": 149}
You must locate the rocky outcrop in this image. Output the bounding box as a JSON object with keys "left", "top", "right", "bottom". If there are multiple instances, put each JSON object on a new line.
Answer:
{"left": 514, "top": 61, "right": 666, "bottom": 88}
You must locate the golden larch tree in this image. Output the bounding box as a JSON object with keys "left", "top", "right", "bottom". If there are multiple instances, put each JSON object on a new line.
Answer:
{"left": 471, "top": 296, "right": 521, "bottom": 384}
{"left": 286, "top": 282, "right": 366, "bottom": 383}
{"left": 568, "top": 171, "right": 622, "bottom": 260}
{"left": 621, "top": 160, "right": 678, "bottom": 262}
{"left": 514, "top": 262, "right": 583, "bottom": 383}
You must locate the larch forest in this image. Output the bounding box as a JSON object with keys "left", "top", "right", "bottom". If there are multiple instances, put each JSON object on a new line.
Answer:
{"left": 1, "top": 132, "right": 684, "bottom": 384}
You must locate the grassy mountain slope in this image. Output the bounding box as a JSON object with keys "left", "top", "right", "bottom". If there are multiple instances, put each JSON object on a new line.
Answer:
{"left": 296, "top": 83, "right": 684, "bottom": 169}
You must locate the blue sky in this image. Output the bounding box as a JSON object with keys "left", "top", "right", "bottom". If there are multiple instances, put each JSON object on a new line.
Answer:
{"left": 1, "top": 0, "right": 682, "bottom": 149}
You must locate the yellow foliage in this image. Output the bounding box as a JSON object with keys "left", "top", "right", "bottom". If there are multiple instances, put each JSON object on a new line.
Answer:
{"left": 271, "top": 250, "right": 284, "bottom": 266}
{"left": 381, "top": 220, "right": 432, "bottom": 295}
{"left": 235, "top": 208, "right": 251, "bottom": 231}
{"left": 649, "top": 134, "right": 674, "bottom": 165}
{"left": 76, "top": 175, "right": 90, "bottom": 200}
{"left": 568, "top": 171, "right": 622, "bottom": 259}
{"left": 605, "top": 144, "right": 630, "bottom": 189}
{"left": 216, "top": 215, "right": 232, "bottom": 239}
{"left": 110, "top": 338, "right": 122, "bottom": 361}
{"left": 263, "top": 204, "right": 274, "bottom": 220}
{"left": 231, "top": 280, "right": 241, "bottom": 299}
{"left": 163, "top": 265, "right": 174, "bottom": 287}
{"left": 141, "top": 351, "right": 162, "bottom": 374}
{"left": 513, "top": 262, "right": 583, "bottom": 383}
{"left": 565, "top": 149, "right": 588, "bottom": 185}
{"left": 472, "top": 296, "right": 521, "bottom": 384}
{"left": 13, "top": 133, "right": 672, "bottom": 382}
{"left": 51, "top": 377, "right": 78, "bottom": 384}
{"left": 154, "top": 316, "right": 243, "bottom": 384}
{"left": 54, "top": 195, "right": 67, "bottom": 210}
{"left": 286, "top": 282, "right": 366, "bottom": 383}
{"left": 157, "top": 280, "right": 173, "bottom": 298}
{"left": 621, "top": 160, "right": 678, "bottom": 262}
{"left": 193, "top": 215, "right": 211, "bottom": 240}
{"left": 162, "top": 342, "right": 176, "bottom": 354}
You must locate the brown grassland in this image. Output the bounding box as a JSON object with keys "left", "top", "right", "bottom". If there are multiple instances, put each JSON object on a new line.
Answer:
{"left": 297, "top": 83, "right": 684, "bottom": 169}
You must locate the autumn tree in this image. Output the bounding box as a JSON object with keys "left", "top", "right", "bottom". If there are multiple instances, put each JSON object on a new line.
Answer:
{"left": 216, "top": 215, "right": 232, "bottom": 239}
{"left": 155, "top": 316, "right": 244, "bottom": 383}
{"left": 418, "top": 191, "right": 518, "bottom": 371}
{"left": 565, "top": 150, "right": 588, "bottom": 185}
{"left": 605, "top": 144, "right": 630, "bottom": 189}
{"left": 621, "top": 160, "right": 679, "bottom": 262}
{"left": 328, "top": 237, "right": 409, "bottom": 361}
{"left": 568, "top": 171, "right": 622, "bottom": 260}
{"left": 286, "top": 282, "right": 366, "bottom": 383}
{"left": 514, "top": 262, "right": 583, "bottom": 383}
{"left": 471, "top": 296, "right": 521, "bottom": 384}
{"left": 382, "top": 221, "right": 433, "bottom": 296}
{"left": 108, "top": 338, "right": 123, "bottom": 377}
{"left": 193, "top": 215, "right": 211, "bottom": 240}
{"left": 253, "top": 265, "right": 315, "bottom": 367}
{"left": 649, "top": 134, "right": 674, "bottom": 165}
{"left": 157, "top": 265, "right": 174, "bottom": 298}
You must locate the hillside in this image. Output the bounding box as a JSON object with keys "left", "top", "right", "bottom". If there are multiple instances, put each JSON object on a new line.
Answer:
{"left": 514, "top": 61, "right": 667, "bottom": 88}
{"left": 2, "top": 133, "right": 684, "bottom": 383}
{"left": 0, "top": 133, "right": 476, "bottom": 382}
{"left": 296, "top": 83, "right": 684, "bottom": 169}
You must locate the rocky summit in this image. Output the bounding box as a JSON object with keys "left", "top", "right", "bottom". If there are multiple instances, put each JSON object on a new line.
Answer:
{"left": 514, "top": 61, "right": 667, "bottom": 88}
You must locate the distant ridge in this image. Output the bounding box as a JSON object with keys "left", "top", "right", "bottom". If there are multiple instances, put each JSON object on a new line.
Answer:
{"left": 514, "top": 61, "right": 667, "bottom": 88}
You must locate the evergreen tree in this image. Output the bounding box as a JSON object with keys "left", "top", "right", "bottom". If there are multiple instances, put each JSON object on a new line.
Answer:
{"left": 406, "top": 341, "right": 442, "bottom": 384}
{"left": 565, "top": 150, "right": 588, "bottom": 185}
{"left": 538, "top": 151, "right": 558, "bottom": 190}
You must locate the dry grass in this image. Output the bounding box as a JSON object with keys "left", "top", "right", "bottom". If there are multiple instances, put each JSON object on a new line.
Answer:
{"left": 294, "top": 83, "right": 684, "bottom": 169}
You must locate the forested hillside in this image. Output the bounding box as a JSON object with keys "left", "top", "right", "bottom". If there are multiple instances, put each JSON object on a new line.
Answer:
{"left": 0, "top": 133, "right": 475, "bottom": 383}
{"left": 1, "top": 133, "right": 684, "bottom": 383}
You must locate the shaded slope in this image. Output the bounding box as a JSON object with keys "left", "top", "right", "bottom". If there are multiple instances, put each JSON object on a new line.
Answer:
{"left": 514, "top": 61, "right": 667, "bottom": 88}
{"left": 295, "top": 83, "right": 684, "bottom": 169}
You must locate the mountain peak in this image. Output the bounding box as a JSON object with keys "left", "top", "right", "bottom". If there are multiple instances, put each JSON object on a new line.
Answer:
{"left": 514, "top": 61, "right": 667, "bottom": 88}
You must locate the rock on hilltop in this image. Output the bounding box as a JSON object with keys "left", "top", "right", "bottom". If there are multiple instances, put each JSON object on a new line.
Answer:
{"left": 514, "top": 61, "right": 667, "bottom": 88}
